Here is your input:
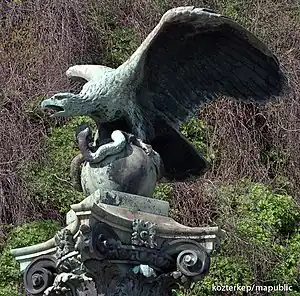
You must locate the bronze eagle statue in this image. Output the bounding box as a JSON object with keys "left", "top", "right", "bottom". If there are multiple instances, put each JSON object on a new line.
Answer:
{"left": 41, "top": 7, "right": 288, "bottom": 180}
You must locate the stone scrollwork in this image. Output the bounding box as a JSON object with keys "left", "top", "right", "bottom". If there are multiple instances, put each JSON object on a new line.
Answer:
{"left": 131, "top": 219, "right": 157, "bottom": 248}
{"left": 20, "top": 211, "right": 223, "bottom": 296}
{"left": 78, "top": 222, "right": 173, "bottom": 271}
{"left": 164, "top": 239, "right": 211, "bottom": 285}
{"left": 47, "top": 226, "right": 94, "bottom": 296}
{"left": 74, "top": 224, "right": 92, "bottom": 255}
{"left": 73, "top": 221, "right": 211, "bottom": 294}
{"left": 24, "top": 227, "right": 95, "bottom": 296}
{"left": 24, "top": 256, "right": 57, "bottom": 296}
{"left": 177, "top": 249, "right": 209, "bottom": 279}
{"left": 17, "top": 180, "right": 224, "bottom": 296}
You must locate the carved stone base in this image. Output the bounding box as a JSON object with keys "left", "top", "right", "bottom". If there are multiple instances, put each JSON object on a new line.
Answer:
{"left": 11, "top": 190, "right": 224, "bottom": 296}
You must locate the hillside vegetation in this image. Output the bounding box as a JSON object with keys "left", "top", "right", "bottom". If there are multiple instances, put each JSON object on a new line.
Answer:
{"left": 0, "top": 0, "right": 299, "bottom": 295}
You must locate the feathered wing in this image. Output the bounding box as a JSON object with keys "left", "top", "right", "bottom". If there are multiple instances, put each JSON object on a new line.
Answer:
{"left": 122, "top": 6, "right": 289, "bottom": 179}
{"left": 129, "top": 7, "right": 288, "bottom": 126}
{"left": 66, "top": 65, "right": 114, "bottom": 81}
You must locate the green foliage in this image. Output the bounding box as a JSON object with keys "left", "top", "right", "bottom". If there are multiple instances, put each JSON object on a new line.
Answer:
{"left": 6, "top": 220, "right": 60, "bottom": 249}
{"left": 153, "top": 183, "right": 180, "bottom": 220}
{"left": 85, "top": 3, "right": 140, "bottom": 67}
{"left": 22, "top": 95, "right": 48, "bottom": 124}
{"left": 0, "top": 284, "right": 20, "bottom": 296}
{"left": 8, "top": 19, "right": 32, "bottom": 49}
{"left": 22, "top": 117, "right": 95, "bottom": 214}
{"left": 260, "top": 148, "right": 294, "bottom": 193}
{"left": 0, "top": 248, "right": 19, "bottom": 293}
{"left": 217, "top": 0, "right": 249, "bottom": 26}
{"left": 271, "top": 231, "right": 300, "bottom": 289}
{"left": 0, "top": 220, "right": 60, "bottom": 296}
{"left": 261, "top": 148, "right": 286, "bottom": 169}
{"left": 174, "top": 255, "right": 253, "bottom": 296}
{"left": 222, "top": 182, "right": 300, "bottom": 243}
{"left": 180, "top": 182, "right": 300, "bottom": 296}
{"left": 104, "top": 28, "right": 139, "bottom": 67}
{"left": 180, "top": 118, "right": 216, "bottom": 162}
{"left": 153, "top": 0, "right": 173, "bottom": 13}
{"left": 153, "top": 183, "right": 173, "bottom": 202}
{"left": 183, "top": 256, "right": 253, "bottom": 296}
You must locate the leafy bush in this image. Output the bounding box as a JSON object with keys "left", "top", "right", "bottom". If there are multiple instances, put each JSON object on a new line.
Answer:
{"left": 103, "top": 27, "right": 139, "bottom": 67}
{"left": 180, "top": 118, "right": 216, "bottom": 163}
{"left": 177, "top": 255, "right": 253, "bottom": 296}
{"left": 180, "top": 182, "right": 300, "bottom": 295}
{"left": 226, "top": 183, "right": 299, "bottom": 241}
{"left": 153, "top": 183, "right": 173, "bottom": 202}
{"left": 218, "top": 0, "right": 249, "bottom": 25}
{"left": 153, "top": 182, "right": 181, "bottom": 220}
{"left": 0, "top": 283, "right": 20, "bottom": 296}
{"left": 22, "top": 117, "right": 95, "bottom": 214}
{"left": 0, "top": 220, "right": 60, "bottom": 296}
{"left": 271, "top": 231, "right": 300, "bottom": 290}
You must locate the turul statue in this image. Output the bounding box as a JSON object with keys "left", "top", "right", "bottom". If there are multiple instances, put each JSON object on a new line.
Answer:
{"left": 11, "top": 7, "right": 288, "bottom": 296}
{"left": 41, "top": 6, "right": 288, "bottom": 193}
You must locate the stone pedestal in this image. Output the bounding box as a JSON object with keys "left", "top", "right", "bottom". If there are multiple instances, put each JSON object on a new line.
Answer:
{"left": 11, "top": 189, "right": 224, "bottom": 296}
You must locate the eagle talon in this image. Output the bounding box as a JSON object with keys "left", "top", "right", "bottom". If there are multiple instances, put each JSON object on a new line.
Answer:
{"left": 141, "top": 144, "right": 152, "bottom": 155}
{"left": 121, "top": 132, "right": 152, "bottom": 155}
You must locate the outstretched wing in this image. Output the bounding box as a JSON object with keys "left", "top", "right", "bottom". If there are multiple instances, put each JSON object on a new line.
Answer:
{"left": 118, "top": 6, "right": 289, "bottom": 180}
{"left": 124, "top": 6, "right": 288, "bottom": 128}
{"left": 66, "top": 65, "right": 115, "bottom": 81}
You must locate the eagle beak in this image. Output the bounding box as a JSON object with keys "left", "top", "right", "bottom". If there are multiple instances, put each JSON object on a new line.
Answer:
{"left": 41, "top": 93, "right": 69, "bottom": 117}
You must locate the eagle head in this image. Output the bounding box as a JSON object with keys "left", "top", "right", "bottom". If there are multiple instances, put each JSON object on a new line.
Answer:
{"left": 41, "top": 92, "right": 85, "bottom": 118}
{"left": 41, "top": 73, "right": 124, "bottom": 122}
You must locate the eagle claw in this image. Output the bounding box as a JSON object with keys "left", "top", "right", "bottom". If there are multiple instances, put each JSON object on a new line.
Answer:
{"left": 122, "top": 132, "right": 152, "bottom": 156}
{"left": 140, "top": 143, "right": 152, "bottom": 155}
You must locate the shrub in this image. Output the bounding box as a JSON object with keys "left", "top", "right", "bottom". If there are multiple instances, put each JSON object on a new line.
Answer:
{"left": 153, "top": 183, "right": 181, "bottom": 220}
{"left": 217, "top": 0, "right": 249, "bottom": 26}
{"left": 222, "top": 182, "right": 300, "bottom": 242}
{"left": 178, "top": 255, "right": 253, "bottom": 296}
{"left": 153, "top": 183, "right": 173, "bottom": 202}
{"left": 180, "top": 181, "right": 300, "bottom": 295}
{"left": 22, "top": 116, "right": 95, "bottom": 214}
{"left": 103, "top": 27, "right": 139, "bottom": 68}
{"left": 180, "top": 118, "right": 216, "bottom": 163}
{"left": 0, "top": 220, "right": 60, "bottom": 296}
{"left": 271, "top": 231, "right": 300, "bottom": 291}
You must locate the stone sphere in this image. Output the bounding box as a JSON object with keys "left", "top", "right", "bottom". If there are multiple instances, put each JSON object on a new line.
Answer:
{"left": 81, "top": 143, "right": 161, "bottom": 197}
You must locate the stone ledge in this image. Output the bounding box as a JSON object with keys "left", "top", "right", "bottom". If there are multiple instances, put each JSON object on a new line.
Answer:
{"left": 11, "top": 192, "right": 225, "bottom": 295}
{"left": 69, "top": 188, "right": 170, "bottom": 220}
